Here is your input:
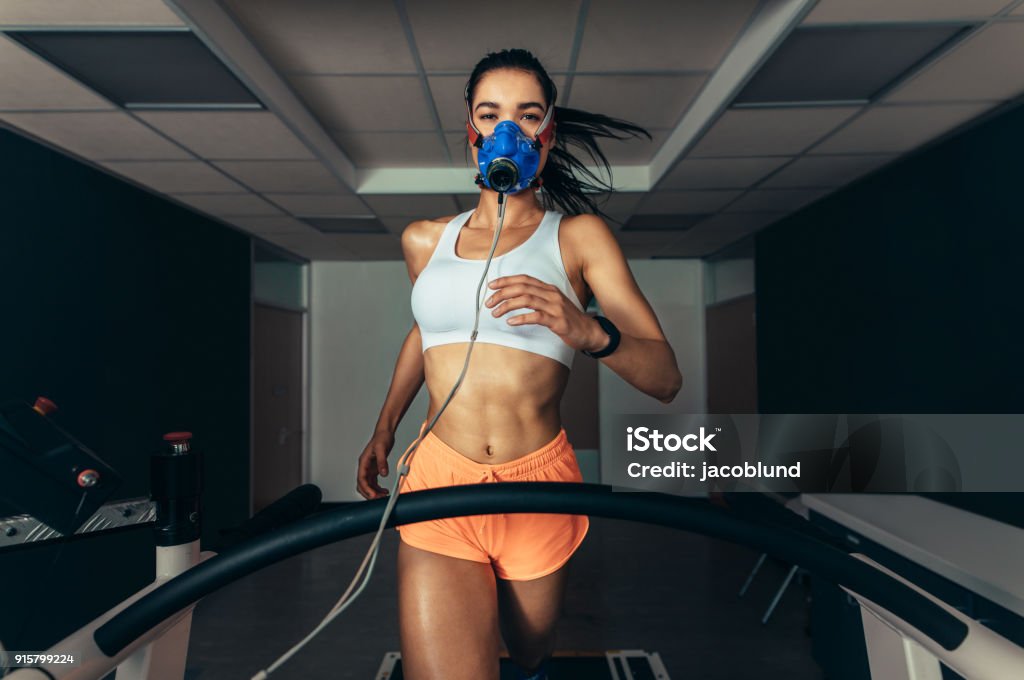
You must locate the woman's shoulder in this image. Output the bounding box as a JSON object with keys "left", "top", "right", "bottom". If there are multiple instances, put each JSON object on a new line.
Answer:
{"left": 400, "top": 214, "right": 461, "bottom": 281}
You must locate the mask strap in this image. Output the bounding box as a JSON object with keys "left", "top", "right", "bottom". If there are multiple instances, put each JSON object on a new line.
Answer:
{"left": 464, "top": 79, "right": 558, "bottom": 149}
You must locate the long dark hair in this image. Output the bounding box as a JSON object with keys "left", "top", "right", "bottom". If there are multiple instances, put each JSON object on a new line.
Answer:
{"left": 463, "top": 48, "right": 651, "bottom": 220}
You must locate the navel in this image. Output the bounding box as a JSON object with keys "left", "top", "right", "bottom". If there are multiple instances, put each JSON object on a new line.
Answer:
{"left": 485, "top": 444, "right": 495, "bottom": 457}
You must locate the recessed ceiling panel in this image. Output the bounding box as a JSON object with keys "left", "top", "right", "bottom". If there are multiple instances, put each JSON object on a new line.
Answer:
{"left": 689, "top": 107, "right": 859, "bottom": 157}
{"left": 734, "top": 25, "right": 970, "bottom": 104}
{"left": 174, "top": 192, "right": 283, "bottom": 216}
{"left": 7, "top": 31, "right": 261, "bottom": 108}
{"left": 230, "top": 216, "right": 317, "bottom": 235}
{"left": 0, "top": 35, "right": 114, "bottom": 110}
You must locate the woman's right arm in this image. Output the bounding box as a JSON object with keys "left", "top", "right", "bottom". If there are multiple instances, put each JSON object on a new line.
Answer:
{"left": 356, "top": 220, "right": 433, "bottom": 499}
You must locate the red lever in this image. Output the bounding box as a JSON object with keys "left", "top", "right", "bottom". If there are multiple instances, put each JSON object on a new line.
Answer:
{"left": 163, "top": 432, "right": 193, "bottom": 442}
{"left": 32, "top": 396, "right": 58, "bottom": 416}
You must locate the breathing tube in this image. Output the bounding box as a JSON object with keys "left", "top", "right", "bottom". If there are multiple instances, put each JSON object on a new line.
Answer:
{"left": 250, "top": 86, "right": 558, "bottom": 679}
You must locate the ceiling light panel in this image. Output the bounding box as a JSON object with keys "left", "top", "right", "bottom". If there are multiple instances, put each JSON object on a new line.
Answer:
{"left": 7, "top": 31, "right": 261, "bottom": 108}
{"left": 0, "top": 35, "right": 114, "bottom": 110}
{"left": 733, "top": 24, "right": 971, "bottom": 105}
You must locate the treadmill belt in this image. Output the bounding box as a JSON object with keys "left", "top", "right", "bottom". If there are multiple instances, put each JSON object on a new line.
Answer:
{"left": 376, "top": 650, "right": 669, "bottom": 679}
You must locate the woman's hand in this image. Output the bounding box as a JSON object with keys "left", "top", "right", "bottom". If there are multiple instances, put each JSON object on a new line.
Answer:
{"left": 356, "top": 429, "right": 395, "bottom": 500}
{"left": 485, "top": 275, "right": 606, "bottom": 352}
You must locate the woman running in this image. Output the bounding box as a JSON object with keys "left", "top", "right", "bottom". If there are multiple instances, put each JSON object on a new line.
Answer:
{"left": 357, "top": 48, "right": 684, "bottom": 680}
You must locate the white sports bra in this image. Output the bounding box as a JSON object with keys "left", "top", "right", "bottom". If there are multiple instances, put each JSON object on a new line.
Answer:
{"left": 410, "top": 209, "right": 586, "bottom": 368}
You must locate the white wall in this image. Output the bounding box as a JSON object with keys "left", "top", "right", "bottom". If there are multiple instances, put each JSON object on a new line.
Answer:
{"left": 310, "top": 261, "right": 431, "bottom": 502}
{"left": 599, "top": 259, "right": 707, "bottom": 482}
{"left": 310, "top": 258, "right": 707, "bottom": 501}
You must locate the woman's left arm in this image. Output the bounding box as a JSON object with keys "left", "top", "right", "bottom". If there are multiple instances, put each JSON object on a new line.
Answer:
{"left": 573, "top": 215, "right": 683, "bottom": 404}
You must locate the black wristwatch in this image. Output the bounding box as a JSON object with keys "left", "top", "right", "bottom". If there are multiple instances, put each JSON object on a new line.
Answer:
{"left": 582, "top": 315, "right": 621, "bottom": 359}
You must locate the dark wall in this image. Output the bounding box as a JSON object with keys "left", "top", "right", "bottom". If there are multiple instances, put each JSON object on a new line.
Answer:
{"left": 756, "top": 100, "right": 1024, "bottom": 414}
{"left": 0, "top": 127, "right": 251, "bottom": 651}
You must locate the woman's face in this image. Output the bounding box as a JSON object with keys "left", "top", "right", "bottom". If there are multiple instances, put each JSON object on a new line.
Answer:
{"left": 468, "top": 68, "right": 554, "bottom": 178}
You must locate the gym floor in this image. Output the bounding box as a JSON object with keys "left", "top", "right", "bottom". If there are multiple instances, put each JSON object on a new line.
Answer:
{"left": 184, "top": 516, "right": 822, "bottom": 679}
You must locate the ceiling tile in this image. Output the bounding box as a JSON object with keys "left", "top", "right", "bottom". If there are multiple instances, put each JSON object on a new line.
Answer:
{"left": 568, "top": 74, "right": 706, "bottom": 130}
{"left": 173, "top": 192, "right": 284, "bottom": 216}
{"left": 264, "top": 193, "right": 372, "bottom": 216}
{"left": 445, "top": 131, "right": 475, "bottom": 169}
{"left": 220, "top": 0, "right": 414, "bottom": 74}
{"left": 266, "top": 233, "right": 359, "bottom": 260}
{"left": 0, "top": 35, "right": 115, "bottom": 110}
{"left": 1014, "top": 3, "right": 1024, "bottom": 15}
{"left": 135, "top": 111, "right": 315, "bottom": 160}
{"left": 802, "top": 0, "right": 1010, "bottom": 23}
{"left": 596, "top": 128, "right": 671, "bottom": 164}
{"left": 378, "top": 215, "right": 419, "bottom": 235}
{"left": 614, "top": 230, "right": 687, "bottom": 247}
{"left": 100, "top": 161, "right": 247, "bottom": 193}
{"left": 430, "top": 74, "right": 568, "bottom": 132}
{"left": 362, "top": 193, "right": 459, "bottom": 217}
{"left": 658, "top": 157, "right": 793, "bottom": 189}
{"left": 334, "top": 131, "right": 448, "bottom": 167}
{"left": 689, "top": 107, "right": 860, "bottom": 157}
{"left": 759, "top": 154, "right": 895, "bottom": 188}
{"left": 688, "top": 211, "right": 785, "bottom": 233}
{"left": 228, "top": 216, "right": 318, "bottom": 235}
{"left": 289, "top": 75, "right": 434, "bottom": 132}
{"left": 212, "top": 160, "right": 350, "bottom": 193}
{"left": 809, "top": 102, "right": 995, "bottom": 154}
{"left": 0, "top": 111, "right": 191, "bottom": 159}
{"left": 576, "top": 0, "right": 759, "bottom": 71}
{"left": 723, "top": 189, "right": 832, "bottom": 212}
{"left": 0, "top": 1, "right": 185, "bottom": 25}
{"left": 334, "top": 233, "right": 404, "bottom": 260}
{"left": 884, "top": 23, "right": 1024, "bottom": 103}
{"left": 405, "top": 0, "right": 580, "bottom": 72}
{"left": 636, "top": 190, "right": 743, "bottom": 214}
{"left": 592, "top": 191, "right": 644, "bottom": 221}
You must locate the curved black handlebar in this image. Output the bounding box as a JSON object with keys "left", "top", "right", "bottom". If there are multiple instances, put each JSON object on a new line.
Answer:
{"left": 94, "top": 483, "right": 968, "bottom": 656}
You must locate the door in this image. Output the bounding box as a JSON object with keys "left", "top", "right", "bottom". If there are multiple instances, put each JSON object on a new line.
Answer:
{"left": 253, "top": 303, "right": 304, "bottom": 513}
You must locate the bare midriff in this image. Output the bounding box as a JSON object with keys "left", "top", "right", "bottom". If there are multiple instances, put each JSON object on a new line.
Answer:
{"left": 421, "top": 342, "right": 571, "bottom": 464}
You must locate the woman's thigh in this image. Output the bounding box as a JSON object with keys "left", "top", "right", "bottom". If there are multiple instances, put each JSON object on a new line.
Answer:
{"left": 496, "top": 555, "right": 572, "bottom": 659}
{"left": 397, "top": 540, "right": 502, "bottom": 680}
